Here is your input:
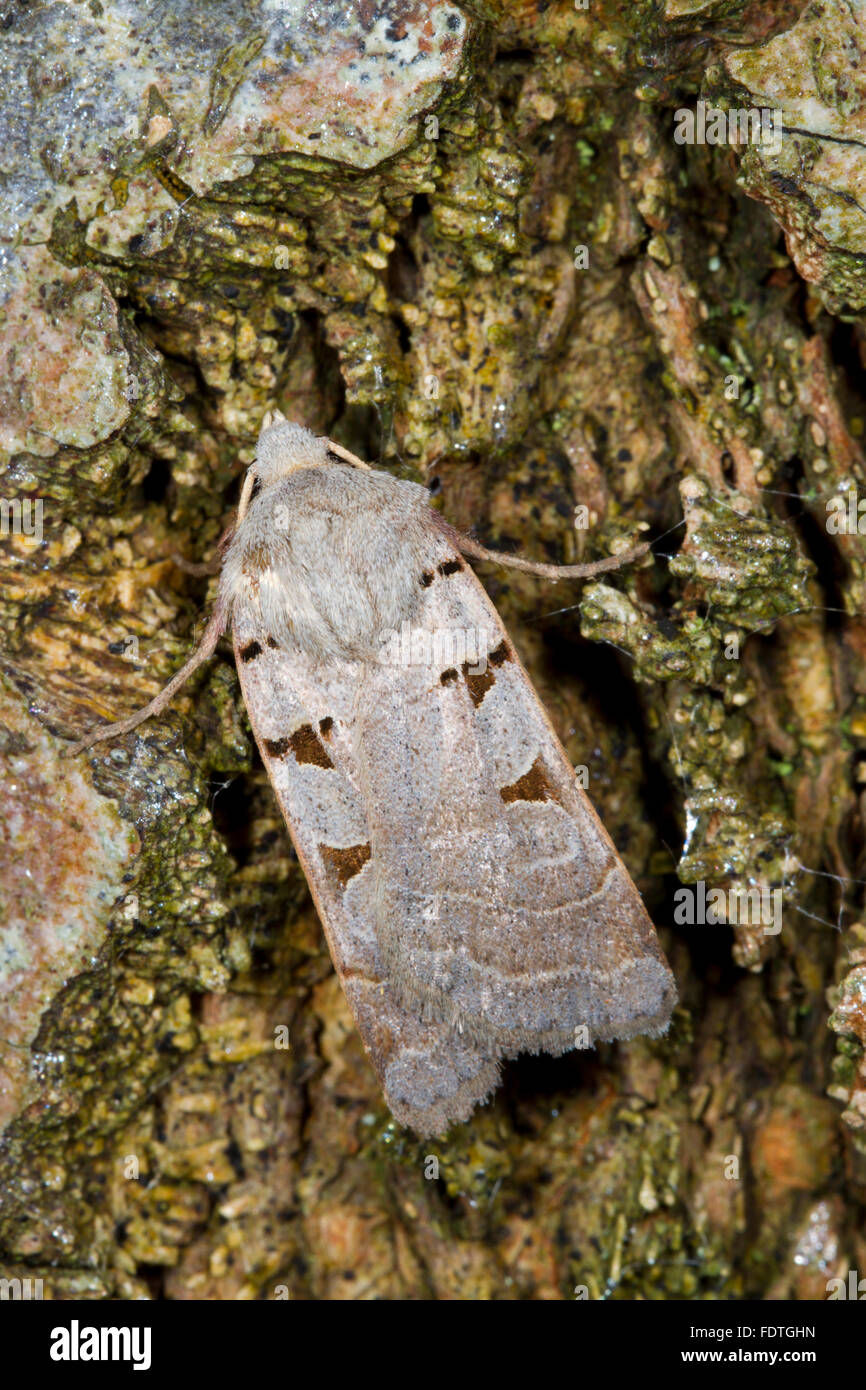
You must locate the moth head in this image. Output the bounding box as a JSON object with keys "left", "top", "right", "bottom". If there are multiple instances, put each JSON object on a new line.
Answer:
{"left": 254, "top": 417, "right": 331, "bottom": 488}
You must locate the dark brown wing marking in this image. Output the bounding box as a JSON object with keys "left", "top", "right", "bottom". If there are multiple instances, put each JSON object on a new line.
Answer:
{"left": 318, "top": 841, "right": 372, "bottom": 888}
{"left": 263, "top": 736, "right": 291, "bottom": 757}
{"left": 240, "top": 640, "right": 263, "bottom": 662}
{"left": 288, "top": 723, "right": 334, "bottom": 767}
{"left": 264, "top": 724, "right": 334, "bottom": 767}
{"left": 462, "top": 661, "right": 495, "bottom": 707}
{"left": 500, "top": 755, "right": 562, "bottom": 806}
{"left": 460, "top": 640, "right": 512, "bottom": 706}
{"left": 421, "top": 557, "right": 464, "bottom": 587}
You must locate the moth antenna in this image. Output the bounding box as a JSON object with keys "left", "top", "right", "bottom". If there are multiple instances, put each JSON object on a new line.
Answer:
{"left": 456, "top": 535, "right": 651, "bottom": 579}
{"left": 236, "top": 465, "right": 258, "bottom": 524}
{"left": 324, "top": 438, "right": 372, "bottom": 471}
{"left": 66, "top": 600, "right": 228, "bottom": 756}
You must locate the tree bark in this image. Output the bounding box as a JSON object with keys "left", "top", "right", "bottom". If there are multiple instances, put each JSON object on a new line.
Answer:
{"left": 0, "top": 0, "right": 864, "bottom": 1299}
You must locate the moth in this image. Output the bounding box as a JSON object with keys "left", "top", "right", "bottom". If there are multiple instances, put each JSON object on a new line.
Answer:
{"left": 71, "top": 415, "right": 676, "bottom": 1137}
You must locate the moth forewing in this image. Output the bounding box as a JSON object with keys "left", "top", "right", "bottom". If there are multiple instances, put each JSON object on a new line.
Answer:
{"left": 355, "top": 546, "right": 676, "bottom": 1055}
{"left": 231, "top": 606, "right": 502, "bottom": 1137}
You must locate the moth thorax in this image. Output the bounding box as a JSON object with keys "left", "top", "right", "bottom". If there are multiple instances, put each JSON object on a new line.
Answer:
{"left": 254, "top": 422, "right": 331, "bottom": 487}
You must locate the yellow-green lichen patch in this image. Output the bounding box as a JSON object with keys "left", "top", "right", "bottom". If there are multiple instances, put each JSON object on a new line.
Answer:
{"left": 719, "top": 0, "right": 866, "bottom": 310}
{"left": 827, "top": 921, "right": 866, "bottom": 1155}
{"left": 670, "top": 475, "right": 814, "bottom": 630}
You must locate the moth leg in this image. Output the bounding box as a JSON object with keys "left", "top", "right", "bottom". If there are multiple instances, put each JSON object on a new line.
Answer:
{"left": 67, "top": 598, "right": 229, "bottom": 756}
{"left": 456, "top": 532, "right": 650, "bottom": 579}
